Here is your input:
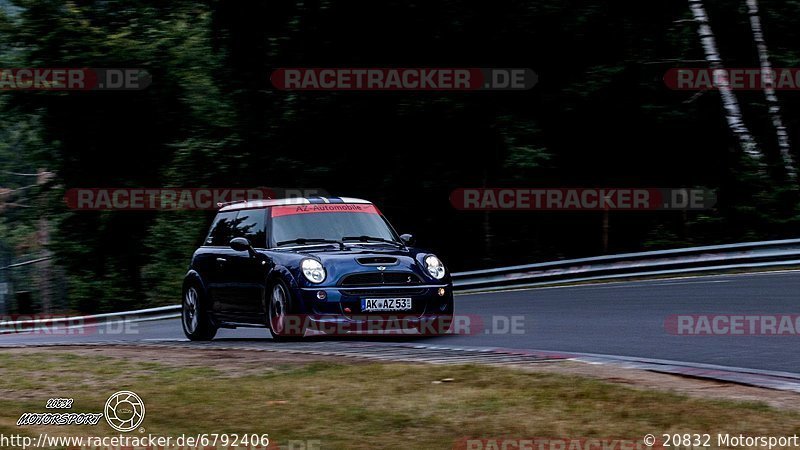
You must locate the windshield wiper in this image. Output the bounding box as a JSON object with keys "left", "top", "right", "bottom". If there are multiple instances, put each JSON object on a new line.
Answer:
{"left": 276, "top": 238, "right": 345, "bottom": 250}
{"left": 342, "top": 235, "right": 404, "bottom": 248}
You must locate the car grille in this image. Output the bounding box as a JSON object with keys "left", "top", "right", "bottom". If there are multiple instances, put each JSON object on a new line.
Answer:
{"left": 357, "top": 257, "right": 398, "bottom": 266}
{"left": 340, "top": 288, "right": 427, "bottom": 296}
{"left": 339, "top": 272, "right": 423, "bottom": 286}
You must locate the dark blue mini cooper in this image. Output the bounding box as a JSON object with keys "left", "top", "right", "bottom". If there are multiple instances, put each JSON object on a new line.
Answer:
{"left": 182, "top": 197, "right": 454, "bottom": 340}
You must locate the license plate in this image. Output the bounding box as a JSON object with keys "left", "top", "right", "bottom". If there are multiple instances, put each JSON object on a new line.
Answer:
{"left": 361, "top": 298, "right": 412, "bottom": 312}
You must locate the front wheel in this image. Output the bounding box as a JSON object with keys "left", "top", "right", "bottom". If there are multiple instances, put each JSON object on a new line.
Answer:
{"left": 182, "top": 284, "right": 218, "bottom": 341}
{"left": 268, "top": 280, "right": 305, "bottom": 340}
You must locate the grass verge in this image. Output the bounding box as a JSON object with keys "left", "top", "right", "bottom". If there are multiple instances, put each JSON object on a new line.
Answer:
{"left": 0, "top": 349, "right": 798, "bottom": 449}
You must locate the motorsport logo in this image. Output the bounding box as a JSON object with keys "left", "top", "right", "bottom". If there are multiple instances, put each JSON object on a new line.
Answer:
{"left": 104, "top": 391, "right": 146, "bottom": 432}
{"left": 16, "top": 391, "right": 145, "bottom": 433}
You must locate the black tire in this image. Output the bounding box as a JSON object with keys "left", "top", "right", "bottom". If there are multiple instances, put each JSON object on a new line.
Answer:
{"left": 182, "top": 283, "right": 218, "bottom": 341}
{"left": 267, "top": 279, "right": 306, "bottom": 340}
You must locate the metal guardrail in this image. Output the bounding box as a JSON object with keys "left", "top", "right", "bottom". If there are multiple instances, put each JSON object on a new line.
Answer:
{"left": 451, "top": 238, "right": 800, "bottom": 292}
{"left": 0, "top": 305, "right": 180, "bottom": 334}
{"left": 2, "top": 239, "right": 800, "bottom": 328}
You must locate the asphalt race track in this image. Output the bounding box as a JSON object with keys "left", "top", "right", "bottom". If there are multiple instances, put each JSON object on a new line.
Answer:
{"left": 2, "top": 271, "right": 799, "bottom": 374}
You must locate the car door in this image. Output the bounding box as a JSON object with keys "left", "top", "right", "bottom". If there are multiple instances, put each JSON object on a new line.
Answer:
{"left": 227, "top": 208, "right": 272, "bottom": 321}
{"left": 202, "top": 211, "right": 239, "bottom": 315}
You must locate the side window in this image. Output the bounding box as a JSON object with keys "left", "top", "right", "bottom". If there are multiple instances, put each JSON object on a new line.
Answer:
{"left": 205, "top": 211, "right": 237, "bottom": 246}
{"left": 233, "top": 209, "right": 267, "bottom": 248}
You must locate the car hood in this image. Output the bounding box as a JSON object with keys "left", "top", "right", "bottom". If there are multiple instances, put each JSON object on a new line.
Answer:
{"left": 274, "top": 245, "right": 447, "bottom": 286}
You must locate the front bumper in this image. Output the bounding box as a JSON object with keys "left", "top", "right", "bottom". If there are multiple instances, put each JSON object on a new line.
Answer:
{"left": 298, "top": 284, "right": 454, "bottom": 318}
{"left": 274, "top": 284, "right": 454, "bottom": 336}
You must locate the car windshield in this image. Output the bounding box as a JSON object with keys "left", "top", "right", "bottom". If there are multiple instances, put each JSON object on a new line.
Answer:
{"left": 270, "top": 204, "right": 398, "bottom": 247}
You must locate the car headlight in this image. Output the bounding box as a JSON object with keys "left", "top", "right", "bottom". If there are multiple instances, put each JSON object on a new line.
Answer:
{"left": 301, "top": 259, "right": 326, "bottom": 284}
{"left": 424, "top": 255, "right": 446, "bottom": 280}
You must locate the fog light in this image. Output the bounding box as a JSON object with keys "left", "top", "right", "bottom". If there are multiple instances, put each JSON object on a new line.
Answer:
{"left": 316, "top": 290, "right": 327, "bottom": 300}
{"left": 437, "top": 288, "right": 446, "bottom": 297}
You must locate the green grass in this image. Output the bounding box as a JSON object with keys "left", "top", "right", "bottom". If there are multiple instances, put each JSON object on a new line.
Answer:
{"left": 0, "top": 352, "right": 799, "bottom": 449}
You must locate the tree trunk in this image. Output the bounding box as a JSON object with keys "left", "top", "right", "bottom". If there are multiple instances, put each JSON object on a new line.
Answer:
{"left": 745, "top": 0, "right": 797, "bottom": 180}
{"left": 688, "top": 0, "right": 763, "bottom": 161}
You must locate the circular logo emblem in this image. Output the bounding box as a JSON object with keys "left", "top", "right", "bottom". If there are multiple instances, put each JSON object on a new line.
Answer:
{"left": 104, "top": 391, "right": 145, "bottom": 432}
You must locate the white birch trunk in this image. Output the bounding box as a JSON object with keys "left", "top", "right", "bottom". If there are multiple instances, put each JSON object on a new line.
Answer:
{"left": 746, "top": 0, "right": 797, "bottom": 180}
{"left": 688, "top": 0, "right": 763, "bottom": 161}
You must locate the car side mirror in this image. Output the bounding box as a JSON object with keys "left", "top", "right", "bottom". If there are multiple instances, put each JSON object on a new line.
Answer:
{"left": 230, "top": 237, "right": 257, "bottom": 257}
{"left": 400, "top": 234, "right": 415, "bottom": 246}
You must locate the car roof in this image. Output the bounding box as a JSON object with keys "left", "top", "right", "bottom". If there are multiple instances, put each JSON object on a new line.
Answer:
{"left": 218, "top": 196, "right": 372, "bottom": 212}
